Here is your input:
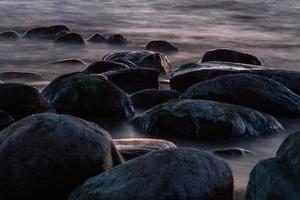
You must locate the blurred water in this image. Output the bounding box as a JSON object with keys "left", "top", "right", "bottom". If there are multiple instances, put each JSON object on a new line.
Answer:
{"left": 0, "top": 0, "right": 300, "bottom": 199}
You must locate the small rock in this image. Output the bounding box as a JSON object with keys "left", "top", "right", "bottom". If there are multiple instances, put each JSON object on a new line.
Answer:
{"left": 213, "top": 147, "right": 254, "bottom": 157}
{"left": 87, "top": 33, "right": 106, "bottom": 43}
{"left": 0, "top": 31, "right": 21, "bottom": 41}
{"left": 106, "top": 34, "right": 128, "bottom": 45}
{"left": 145, "top": 40, "right": 179, "bottom": 53}
{"left": 82, "top": 61, "right": 129, "bottom": 74}
{"left": 23, "top": 25, "right": 71, "bottom": 40}
{"left": 0, "top": 72, "right": 42, "bottom": 81}
{"left": 54, "top": 33, "right": 85, "bottom": 45}
{"left": 49, "top": 58, "right": 87, "bottom": 66}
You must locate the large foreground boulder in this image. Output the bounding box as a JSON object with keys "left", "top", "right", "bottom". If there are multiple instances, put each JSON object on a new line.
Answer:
{"left": 130, "top": 89, "right": 181, "bottom": 109}
{"left": 23, "top": 25, "right": 71, "bottom": 40}
{"left": 82, "top": 61, "right": 129, "bottom": 74}
{"left": 103, "top": 50, "right": 171, "bottom": 73}
{"left": 201, "top": 48, "right": 263, "bottom": 66}
{"left": 0, "top": 111, "right": 14, "bottom": 130}
{"left": 103, "top": 68, "right": 159, "bottom": 94}
{"left": 132, "top": 100, "right": 283, "bottom": 139}
{"left": 170, "top": 62, "right": 300, "bottom": 94}
{"left": 0, "top": 83, "right": 48, "bottom": 120}
{"left": 42, "top": 73, "right": 134, "bottom": 120}
{"left": 246, "top": 131, "right": 300, "bottom": 200}
{"left": 113, "top": 138, "right": 177, "bottom": 160}
{"left": 0, "top": 113, "right": 124, "bottom": 200}
{"left": 181, "top": 74, "right": 300, "bottom": 115}
{"left": 68, "top": 148, "right": 233, "bottom": 200}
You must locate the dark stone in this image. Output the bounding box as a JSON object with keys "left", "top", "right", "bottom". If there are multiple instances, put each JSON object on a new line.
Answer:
{"left": 106, "top": 34, "right": 128, "bottom": 45}
{"left": 0, "top": 31, "right": 21, "bottom": 41}
{"left": 145, "top": 40, "right": 179, "bottom": 53}
{"left": 82, "top": 61, "right": 129, "bottom": 74}
{"left": 181, "top": 74, "right": 300, "bottom": 115}
{"left": 0, "top": 83, "right": 48, "bottom": 120}
{"left": 87, "top": 33, "right": 106, "bottom": 43}
{"left": 201, "top": 48, "right": 263, "bottom": 66}
{"left": 23, "top": 25, "right": 71, "bottom": 40}
{"left": 132, "top": 100, "right": 283, "bottom": 139}
{"left": 41, "top": 73, "right": 134, "bottom": 120}
{"left": 246, "top": 131, "right": 300, "bottom": 199}
{"left": 130, "top": 89, "right": 181, "bottom": 109}
{"left": 103, "top": 50, "right": 172, "bottom": 73}
{"left": 0, "top": 113, "right": 124, "bottom": 200}
{"left": 113, "top": 138, "right": 177, "bottom": 160}
{"left": 68, "top": 148, "right": 233, "bottom": 200}
{"left": 0, "top": 111, "right": 14, "bottom": 130}
{"left": 0, "top": 72, "right": 42, "bottom": 81}
{"left": 213, "top": 147, "right": 254, "bottom": 157}
{"left": 170, "top": 62, "right": 300, "bottom": 94}
{"left": 54, "top": 33, "right": 85, "bottom": 45}
{"left": 49, "top": 58, "right": 87, "bottom": 66}
{"left": 111, "top": 59, "right": 138, "bottom": 68}
{"left": 103, "top": 68, "right": 159, "bottom": 94}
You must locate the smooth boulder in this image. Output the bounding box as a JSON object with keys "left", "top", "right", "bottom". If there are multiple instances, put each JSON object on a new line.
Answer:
{"left": 132, "top": 100, "right": 283, "bottom": 139}
{"left": 42, "top": 73, "right": 134, "bottom": 120}
{"left": 68, "top": 148, "right": 233, "bottom": 200}
{"left": 130, "top": 89, "right": 181, "bottom": 109}
{"left": 54, "top": 33, "right": 85, "bottom": 45}
{"left": 0, "top": 31, "right": 21, "bottom": 41}
{"left": 103, "top": 50, "right": 172, "bottom": 73}
{"left": 246, "top": 131, "right": 300, "bottom": 200}
{"left": 113, "top": 138, "right": 177, "bottom": 160}
{"left": 145, "top": 40, "right": 179, "bottom": 53}
{"left": 106, "top": 34, "right": 128, "bottom": 45}
{"left": 23, "top": 25, "right": 71, "bottom": 40}
{"left": 103, "top": 68, "right": 159, "bottom": 94}
{"left": 201, "top": 48, "right": 263, "bottom": 66}
{"left": 87, "top": 33, "right": 106, "bottom": 43}
{"left": 0, "top": 83, "right": 48, "bottom": 120}
{"left": 0, "top": 111, "right": 14, "bottom": 130}
{"left": 0, "top": 113, "right": 124, "bottom": 200}
{"left": 181, "top": 74, "right": 300, "bottom": 115}
{"left": 83, "top": 61, "right": 129, "bottom": 74}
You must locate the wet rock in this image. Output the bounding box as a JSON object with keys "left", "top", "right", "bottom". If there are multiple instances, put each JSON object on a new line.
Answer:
{"left": 41, "top": 73, "right": 134, "bottom": 120}
{"left": 170, "top": 62, "right": 300, "bottom": 94}
{"left": 54, "top": 33, "right": 85, "bottom": 45}
{"left": 246, "top": 131, "right": 300, "bottom": 200}
{"left": 111, "top": 59, "right": 138, "bottom": 68}
{"left": 82, "top": 61, "right": 129, "bottom": 74}
{"left": 103, "top": 50, "right": 172, "bottom": 73}
{"left": 0, "top": 111, "right": 14, "bottom": 130}
{"left": 0, "top": 113, "right": 124, "bottom": 200}
{"left": 87, "top": 33, "right": 106, "bottom": 43}
{"left": 0, "top": 31, "right": 21, "bottom": 41}
{"left": 49, "top": 58, "right": 87, "bottom": 66}
{"left": 106, "top": 34, "right": 128, "bottom": 45}
{"left": 113, "top": 138, "right": 177, "bottom": 160}
{"left": 130, "top": 89, "right": 181, "bottom": 109}
{"left": 103, "top": 68, "right": 159, "bottom": 94}
{"left": 0, "top": 72, "right": 42, "bottom": 81}
{"left": 213, "top": 147, "right": 254, "bottom": 157}
{"left": 23, "top": 25, "right": 71, "bottom": 40}
{"left": 201, "top": 48, "right": 263, "bottom": 66}
{"left": 68, "top": 148, "right": 233, "bottom": 200}
{"left": 181, "top": 74, "right": 300, "bottom": 115}
{"left": 132, "top": 100, "right": 283, "bottom": 139}
{"left": 0, "top": 83, "right": 48, "bottom": 120}
{"left": 145, "top": 40, "right": 179, "bottom": 53}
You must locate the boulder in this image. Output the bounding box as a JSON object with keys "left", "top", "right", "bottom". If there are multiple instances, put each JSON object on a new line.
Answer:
{"left": 110, "top": 59, "right": 138, "bottom": 68}
{"left": 170, "top": 62, "right": 300, "bottom": 94}
{"left": 213, "top": 147, "right": 254, "bottom": 157}
{"left": 54, "top": 33, "right": 85, "bottom": 45}
{"left": 0, "top": 113, "right": 124, "bottom": 200}
{"left": 82, "top": 61, "right": 129, "bottom": 74}
{"left": 0, "top": 83, "right": 48, "bottom": 120}
{"left": 145, "top": 40, "right": 179, "bottom": 53}
{"left": 201, "top": 48, "right": 263, "bottom": 66}
{"left": 106, "top": 34, "right": 128, "bottom": 45}
{"left": 113, "top": 138, "right": 177, "bottom": 160}
{"left": 23, "top": 25, "right": 71, "bottom": 40}
{"left": 132, "top": 100, "right": 283, "bottom": 139}
{"left": 0, "top": 31, "right": 21, "bottom": 41}
{"left": 0, "top": 72, "right": 42, "bottom": 81}
{"left": 103, "top": 50, "right": 171, "bottom": 73}
{"left": 130, "top": 89, "right": 181, "bottom": 109}
{"left": 181, "top": 74, "right": 300, "bottom": 115}
{"left": 103, "top": 68, "right": 159, "bottom": 94}
{"left": 68, "top": 148, "right": 233, "bottom": 200}
{"left": 246, "top": 131, "right": 300, "bottom": 200}
{"left": 87, "top": 33, "right": 106, "bottom": 43}
{"left": 41, "top": 73, "right": 134, "bottom": 120}
{"left": 0, "top": 111, "right": 14, "bottom": 130}
{"left": 49, "top": 58, "right": 87, "bottom": 66}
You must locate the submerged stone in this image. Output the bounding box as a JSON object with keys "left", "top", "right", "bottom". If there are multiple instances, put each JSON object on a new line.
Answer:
{"left": 23, "top": 25, "right": 71, "bottom": 40}
{"left": 145, "top": 40, "right": 179, "bottom": 53}
{"left": 0, "top": 72, "right": 42, "bottom": 81}
{"left": 0, "top": 31, "right": 21, "bottom": 41}
{"left": 54, "top": 33, "right": 85, "bottom": 45}
{"left": 87, "top": 33, "right": 106, "bottom": 43}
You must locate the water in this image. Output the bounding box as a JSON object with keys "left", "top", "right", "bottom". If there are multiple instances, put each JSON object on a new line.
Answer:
{"left": 1, "top": 0, "right": 300, "bottom": 199}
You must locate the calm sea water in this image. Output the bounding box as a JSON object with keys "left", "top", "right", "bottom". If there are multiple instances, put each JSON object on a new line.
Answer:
{"left": 1, "top": 0, "right": 300, "bottom": 199}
